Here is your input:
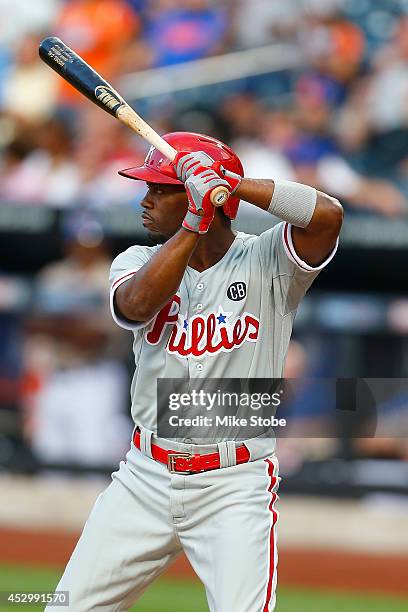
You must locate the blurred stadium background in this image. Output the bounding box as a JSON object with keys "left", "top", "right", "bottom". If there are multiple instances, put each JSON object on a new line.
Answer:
{"left": 0, "top": 0, "right": 408, "bottom": 610}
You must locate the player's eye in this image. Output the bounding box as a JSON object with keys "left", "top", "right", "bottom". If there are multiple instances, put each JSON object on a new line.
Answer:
{"left": 149, "top": 185, "right": 163, "bottom": 195}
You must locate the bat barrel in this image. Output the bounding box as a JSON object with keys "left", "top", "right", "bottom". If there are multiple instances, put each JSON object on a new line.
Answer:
{"left": 39, "top": 37, "right": 126, "bottom": 118}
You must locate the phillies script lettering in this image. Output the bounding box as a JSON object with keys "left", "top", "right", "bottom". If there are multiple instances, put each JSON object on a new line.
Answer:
{"left": 146, "top": 296, "right": 259, "bottom": 357}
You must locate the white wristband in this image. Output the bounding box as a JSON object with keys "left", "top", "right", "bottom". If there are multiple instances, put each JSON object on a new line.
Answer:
{"left": 268, "top": 179, "right": 317, "bottom": 228}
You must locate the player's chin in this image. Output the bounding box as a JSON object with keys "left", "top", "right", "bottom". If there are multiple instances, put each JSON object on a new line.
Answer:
{"left": 147, "top": 225, "right": 182, "bottom": 245}
{"left": 147, "top": 230, "right": 170, "bottom": 245}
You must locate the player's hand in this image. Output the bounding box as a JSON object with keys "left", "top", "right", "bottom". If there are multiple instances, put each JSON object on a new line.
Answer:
{"left": 174, "top": 151, "right": 214, "bottom": 182}
{"left": 212, "top": 162, "right": 242, "bottom": 195}
{"left": 174, "top": 151, "right": 230, "bottom": 234}
{"left": 174, "top": 151, "right": 243, "bottom": 195}
{"left": 183, "top": 166, "right": 230, "bottom": 234}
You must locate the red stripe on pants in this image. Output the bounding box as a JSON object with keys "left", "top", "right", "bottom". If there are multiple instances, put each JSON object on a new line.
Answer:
{"left": 263, "top": 458, "right": 279, "bottom": 611}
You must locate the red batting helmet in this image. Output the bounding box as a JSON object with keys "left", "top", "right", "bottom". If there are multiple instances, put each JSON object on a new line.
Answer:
{"left": 119, "top": 132, "right": 244, "bottom": 220}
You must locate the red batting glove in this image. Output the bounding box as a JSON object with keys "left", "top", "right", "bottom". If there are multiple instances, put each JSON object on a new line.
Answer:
{"left": 212, "top": 161, "right": 242, "bottom": 195}
{"left": 174, "top": 150, "right": 214, "bottom": 180}
{"left": 183, "top": 165, "right": 230, "bottom": 234}
{"left": 174, "top": 152, "right": 230, "bottom": 234}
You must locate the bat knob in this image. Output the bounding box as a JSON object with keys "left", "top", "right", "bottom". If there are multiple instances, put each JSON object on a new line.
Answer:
{"left": 210, "top": 186, "right": 230, "bottom": 207}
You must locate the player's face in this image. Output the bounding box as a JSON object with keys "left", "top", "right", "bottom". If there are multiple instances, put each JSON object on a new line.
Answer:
{"left": 141, "top": 183, "right": 188, "bottom": 244}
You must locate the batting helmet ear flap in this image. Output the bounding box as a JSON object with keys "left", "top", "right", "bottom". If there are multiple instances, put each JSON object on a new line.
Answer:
{"left": 119, "top": 132, "right": 244, "bottom": 220}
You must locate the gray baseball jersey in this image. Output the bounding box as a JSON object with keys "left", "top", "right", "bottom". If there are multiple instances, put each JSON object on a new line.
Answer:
{"left": 109, "top": 222, "right": 337, "bottom": 443}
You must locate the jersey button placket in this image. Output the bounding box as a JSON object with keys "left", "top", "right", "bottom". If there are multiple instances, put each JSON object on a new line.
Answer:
{"left": 187, "top": 279, "right": 206, "bottom": 377}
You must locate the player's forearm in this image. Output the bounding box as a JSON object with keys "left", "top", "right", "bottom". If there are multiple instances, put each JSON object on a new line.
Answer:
{"left": 236, "top": 177, "right": 343, "bottom": 265}
{"left": 116, "top": 229, "right": 200, "bottom": 322}
{"left": 236, "top": 178, "right": 321, "bottom": 222}
{"left": 237, "top": 177, "right": 341, "bottom": 232}
{"left": 235, "top": 178, "right": 275, "bottom": 210}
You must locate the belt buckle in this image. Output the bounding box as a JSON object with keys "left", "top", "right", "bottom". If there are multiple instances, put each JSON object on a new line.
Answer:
{"left": 167, "top": 452, "right": 193, "bottom": 474}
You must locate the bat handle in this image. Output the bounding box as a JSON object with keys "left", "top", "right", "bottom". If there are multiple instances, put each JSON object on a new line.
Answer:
{"left": 210, "top": 186, "right": 230, "bottom": 207}
{"left": 117, "top": 108, "right": 231, "bottom": 207}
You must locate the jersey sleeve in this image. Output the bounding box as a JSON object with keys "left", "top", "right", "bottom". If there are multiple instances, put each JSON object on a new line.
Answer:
{"left": 256, "top": 221, "right": 338, "bottom": 315}
{"left": 109, "top": 246, "right": 154, "bottom": 331}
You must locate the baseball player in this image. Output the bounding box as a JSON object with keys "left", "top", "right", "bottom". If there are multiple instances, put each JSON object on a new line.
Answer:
{"left": 47, "top": 132, "right": 342, "bottom": 611}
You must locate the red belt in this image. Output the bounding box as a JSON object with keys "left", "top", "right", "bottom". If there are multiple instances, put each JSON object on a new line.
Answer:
{"left": 133, "top": 429, "right": 250, "bottom": 475}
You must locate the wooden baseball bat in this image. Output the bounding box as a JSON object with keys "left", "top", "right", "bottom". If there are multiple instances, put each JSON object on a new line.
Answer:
{"left": 38, "top": 37, "right": 230, "bottom": 207}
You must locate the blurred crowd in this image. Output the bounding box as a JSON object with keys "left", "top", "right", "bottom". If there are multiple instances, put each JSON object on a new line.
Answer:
{"left": 20, "top": 211, "right": 133, "bottom": 467}
{"left": 1, "top": 0, "right": 408, "bottom": 215}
